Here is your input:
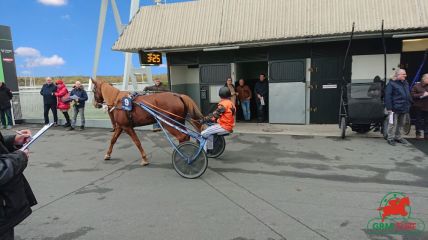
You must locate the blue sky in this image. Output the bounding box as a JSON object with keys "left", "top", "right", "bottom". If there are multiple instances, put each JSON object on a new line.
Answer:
{"left": 0, "top": 0, "right": 190, "bottom": 77}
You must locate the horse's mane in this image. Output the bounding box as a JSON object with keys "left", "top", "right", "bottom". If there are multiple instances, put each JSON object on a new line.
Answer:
{"left": 97, "top": 80, "right": 121, "bottom": 106}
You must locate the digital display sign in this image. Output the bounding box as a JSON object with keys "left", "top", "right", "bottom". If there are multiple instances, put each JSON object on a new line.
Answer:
{"left": 139, "top": 51, "right": 162, "bottom": 65}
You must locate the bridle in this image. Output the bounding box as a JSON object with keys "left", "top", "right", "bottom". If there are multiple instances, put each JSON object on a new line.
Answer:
{"left": 92, "top": 82, "right": 104, "bottom": 107}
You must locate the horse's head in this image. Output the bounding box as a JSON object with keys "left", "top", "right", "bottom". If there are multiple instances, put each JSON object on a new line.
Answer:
{"left": 91, "top": 78, "right": 104, "bottom": 108}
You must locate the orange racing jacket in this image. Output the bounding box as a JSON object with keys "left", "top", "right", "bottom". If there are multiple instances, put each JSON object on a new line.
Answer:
{"left": 203, "top": 99, "right": 236, "bottom": 131}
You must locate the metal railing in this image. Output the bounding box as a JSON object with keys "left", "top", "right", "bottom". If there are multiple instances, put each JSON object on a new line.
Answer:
{"left": 19, "top": 83, "right": 152, "bottom": 120}
{"left": 19, "top": 88, "right": 108, "bottom": 120}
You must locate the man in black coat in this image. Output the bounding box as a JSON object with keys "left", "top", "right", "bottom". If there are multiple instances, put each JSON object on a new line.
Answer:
{"left": 40, "top": 77, "right": 58, "bottom": 126}
{"left": 254, "top": 73, "right": 269, "bottom": 123}
{"left": 0, "top": 129, "right": 36, "bottom": 240}
{"left": 0, "top": 83, "right": 13, "bottom": 129}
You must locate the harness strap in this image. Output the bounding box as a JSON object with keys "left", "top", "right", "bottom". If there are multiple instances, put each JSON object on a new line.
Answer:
{"left": 127, "top": 108, "right": 135, "bottom": 128}
{"left": 139, "top": 98, "right": 199, "bottom": 124}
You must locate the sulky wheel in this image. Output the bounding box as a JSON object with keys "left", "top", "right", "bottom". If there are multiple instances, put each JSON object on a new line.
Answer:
{"left": 206, "top": 135, "right": 226, "bottom": 158}
{"left": 340, "top": 117, "right": 347, "bottom": 139}
{"left": 172, "top": 142, "right": 208, "bottom": 179}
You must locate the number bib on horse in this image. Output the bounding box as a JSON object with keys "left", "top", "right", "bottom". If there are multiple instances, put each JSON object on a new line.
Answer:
{"left": 122, "top": 97, "right": 133, "bottom": 111}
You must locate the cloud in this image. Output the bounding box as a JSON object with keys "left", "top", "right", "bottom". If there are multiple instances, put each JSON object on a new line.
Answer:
{"left": 37, "top": 0, "right": 67, "bottom": 6}
{"left": 15, "top": 47, "right": 41, "bottom": 57}
{"left": 15, "top": 46, "right": 65, "bottom": 68}
{"left": 26, "top": 55, "right": 65, "bottom": 67}
{"left": 61, "top": 14, "right": 71, "bottom": 20}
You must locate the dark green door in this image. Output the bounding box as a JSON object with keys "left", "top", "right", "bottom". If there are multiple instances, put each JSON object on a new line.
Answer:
{"left": 310, "top": 57, "right": 342, "bottom": 124}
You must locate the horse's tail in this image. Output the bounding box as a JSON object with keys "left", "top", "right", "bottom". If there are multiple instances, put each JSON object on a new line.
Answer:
{"left": 179, "top": 94, "right": 204, "bottom": 132}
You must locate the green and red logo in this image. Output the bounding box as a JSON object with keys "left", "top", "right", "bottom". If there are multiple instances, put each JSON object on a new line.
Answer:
{"left": 367, "top": 192, "right": 425, "bottom": 234}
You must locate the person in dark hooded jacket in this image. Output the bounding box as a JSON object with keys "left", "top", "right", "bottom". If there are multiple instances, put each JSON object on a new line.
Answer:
{"left": 0, "top": 83, "right": 13, "bottom": 129}
{"left": 254, "top": 73, "right": 269, "bottom": 123}
{"left": 40, "top": 77, "right": 58, "bottom": 126}
{"left": 0, "top": 129, "right": 36, "bottom": 240}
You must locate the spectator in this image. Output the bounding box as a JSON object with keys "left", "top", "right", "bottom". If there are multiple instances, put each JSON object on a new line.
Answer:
{"left": 144, "top": 78, "right": 169, "bottom": 132}
{"left": 254, "top": 73, "right": 269, "bottom": 123}
{"left": 0, "top": 82, "right": 13, "bottom": 129}
{"left": 54, "top": 79, "right": 72, "bottom": 128}
{"left": 384, "top": 69, "right": 412, "bottom": 146}
{"left": 40, "top": 77, "right": 58, "bottom": 126}
{"left": 411, "top": 73, "right": 428, "bottom": 140}
{"left": 224, "top": 77, "right": 238, "bottom": 105}
{"left": 0, "top": 129, "right": 37, "bottom": 240}
{"left": 367, "top": 76, "right": 384, "bottom": 99}
{"left": 143, "top": 78, "right": 168, "bottom": 93}
{"left": 236, "top": 79, "right": 252, "bottom": 121}
{"left": 68, "top": 81, "right": 88, "bottom": 131}
{"left": 200, "top": 87, "right": 236, "bottom": 151}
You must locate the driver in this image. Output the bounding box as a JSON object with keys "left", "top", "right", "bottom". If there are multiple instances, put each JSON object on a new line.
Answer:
{"left": 200, "top": 87, "right": 236, "bottom": 151}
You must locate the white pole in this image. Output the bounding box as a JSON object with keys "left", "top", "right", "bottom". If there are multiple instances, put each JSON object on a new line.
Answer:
{"left": 90, "top": 0, "right": 109, "bottom": 90}
{"left": 122, "top": 0, "right": 140, "bottom": 91}
{"left": 110, "top": 0, "right": 124, "bottom": 34}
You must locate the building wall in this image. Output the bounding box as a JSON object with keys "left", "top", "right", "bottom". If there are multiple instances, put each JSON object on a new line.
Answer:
{"left": 170, "top": 66, "right": 200, "bottom": 107}
{"left": 166, "top": 37, "right": 403, "bottom": 124}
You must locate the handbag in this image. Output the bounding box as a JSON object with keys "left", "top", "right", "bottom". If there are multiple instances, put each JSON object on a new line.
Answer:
{"left": 61, "top": 92, "right": 71, "bottom": 103}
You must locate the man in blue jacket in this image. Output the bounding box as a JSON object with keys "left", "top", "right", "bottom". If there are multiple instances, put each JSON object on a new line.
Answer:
{"left": 68, "top": 81, "right": 88, "bottom": 131}
{"left": 40, "top": 77, "right": 58, "bottom": 126}
{"left": 384, "top": 69, "right": 412, "bottom": 146}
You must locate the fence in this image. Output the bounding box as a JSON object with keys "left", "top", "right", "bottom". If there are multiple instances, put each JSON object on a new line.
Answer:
{"left": 19, "top": 89, "right": 110, "bottom": 120}
{"left": 19, "top": 83, "right": 154, "bottom": 124}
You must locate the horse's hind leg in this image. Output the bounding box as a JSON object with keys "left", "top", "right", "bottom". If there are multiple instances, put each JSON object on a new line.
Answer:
{"left": 124, "top": 128, "right": 149, "bottom": 166}
{"left": 105, "top": 127, "right": 123, "bottom": 160}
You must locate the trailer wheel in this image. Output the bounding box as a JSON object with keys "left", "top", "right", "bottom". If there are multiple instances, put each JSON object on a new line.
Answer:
{"left": 340, "top": 117, "right": 347, "bottom": 139}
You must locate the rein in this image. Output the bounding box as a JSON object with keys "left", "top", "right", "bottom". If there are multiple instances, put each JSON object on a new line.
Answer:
{"left": 94, "top": 81, "right": 199, "bottom": 125}
{"left": 139, "top": 99, "right": 199, "bottom": 124}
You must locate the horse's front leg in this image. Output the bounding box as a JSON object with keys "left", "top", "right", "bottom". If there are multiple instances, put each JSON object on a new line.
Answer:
{"left": 105, "top": 127, "right": 123, "bottom": 160}
{"left": 123, "top": 127, "right": 149, "bottom": 166}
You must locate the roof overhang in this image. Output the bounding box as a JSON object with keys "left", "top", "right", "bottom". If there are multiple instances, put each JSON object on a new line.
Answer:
{"left": 123, "top": 30, "right": 428, "bottom": 53}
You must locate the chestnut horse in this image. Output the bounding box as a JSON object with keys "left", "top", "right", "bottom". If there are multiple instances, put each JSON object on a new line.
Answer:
{"left": 91, "top": 79, "right": 203, "bottom": 166}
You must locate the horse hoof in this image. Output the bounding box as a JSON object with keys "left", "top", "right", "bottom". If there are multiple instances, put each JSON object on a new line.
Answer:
{"left": 104, "top": 155, "right": 111, "bottom": 160}
{"left": 140, "top": 161, "right": 150, "bottom": 166}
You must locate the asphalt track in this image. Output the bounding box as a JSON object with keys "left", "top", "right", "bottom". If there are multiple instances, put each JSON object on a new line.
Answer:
{"left": 7, "top": 124, "right": 428, "bottom": 240}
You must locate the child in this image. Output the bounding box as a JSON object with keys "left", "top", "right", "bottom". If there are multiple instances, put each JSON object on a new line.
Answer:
{"left": 200, "top": 86, "right": 236, "bottom": 151}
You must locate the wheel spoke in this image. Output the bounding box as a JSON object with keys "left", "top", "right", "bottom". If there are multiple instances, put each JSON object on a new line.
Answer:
{"left": 172, "top": 142, "right": 207, "bottom": 179}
